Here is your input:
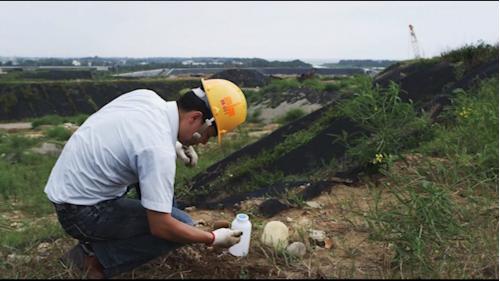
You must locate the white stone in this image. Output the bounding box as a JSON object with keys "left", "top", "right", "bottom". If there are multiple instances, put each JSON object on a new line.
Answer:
{"left": 261, "top": 221, "right": 289, "bottom": 249}
{"left": 305, "top": 201, "right": 321, "bottom": 209}
{"left": 7, "top": 254, "right": 31, "bottom": 264}
{"left": 286, "top": 242, "right": 306, "bottom": 257}
{"left": 37, "top": 242, "right": 51, "bottom": 254}
{"left": 31, "top": 142, "right": 63, "bottom": 157}
{"left": 309, "top": 229, "right": 326, "bottom": 243}
{"left": 63, "top": 123, "right": 79, "bottom": 132}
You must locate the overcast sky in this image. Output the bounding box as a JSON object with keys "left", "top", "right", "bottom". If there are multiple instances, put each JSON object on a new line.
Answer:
{"left": 0, "top": 1, "right": 498, "bottom": 61}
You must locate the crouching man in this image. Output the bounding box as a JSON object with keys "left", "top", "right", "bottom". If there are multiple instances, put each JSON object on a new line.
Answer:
{"left": 44, "top": 79, "right": 247, "bottom": 278}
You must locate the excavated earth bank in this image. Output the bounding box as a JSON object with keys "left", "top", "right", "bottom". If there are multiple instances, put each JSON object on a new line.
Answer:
{"left": 177, "top": 58, "right": 499, "bottom": 213}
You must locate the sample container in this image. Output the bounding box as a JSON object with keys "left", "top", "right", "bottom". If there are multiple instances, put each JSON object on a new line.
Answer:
{"left": 228, "top": 213, "right": 252, "bottom": 257}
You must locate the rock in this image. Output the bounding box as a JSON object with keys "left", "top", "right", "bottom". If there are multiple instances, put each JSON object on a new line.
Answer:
{"left": 286, "top": 217, "right": 293, "bottom": 223}
{"left": 261, "top": 221, "right": 289, "bottom": 249}
{"left": 209, "top": 68, "right": 270, "bottom": 87}
{"left": 7, "top": 254, "right": 31, "bottom": 264}
{"left": 286, "top": 242, "right": 306, "bottom": 257}
{"left": 184, "top": 206, "right": 196, "bottom": 212}
{"left": 213, "top": 220, "right": 230, "bottom": 230}
{"left": 296, "top": 217, "right": 311, "bottom": 228}
{"left": 37, "top": 242, "right": 51, "bottom": 255}
{"left": 194, "top": 219, "right": 206, "bottom": 226}
{"left": 309, "top": 229, "right": 326, "bottom": 247}
{"left": 63, "top": 123, "right": 79, "bottom": 133}
{"left": 324, "top": 238, "right": 334, "bottom": 249}
{"left": 305, "top": 201, "right": 321, "bottom": 209}
{"left": 9, "top": 221, "right": 22, "bottom": 228}
{"left": 31, "top": 142, "right": 63, "bottom": 157}
{"left": 258, "top": 199, "right": 289, "bottom": 218}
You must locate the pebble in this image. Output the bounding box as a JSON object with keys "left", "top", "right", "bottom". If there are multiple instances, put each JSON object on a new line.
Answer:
{"left": 286, "top": 242, "right": 306, "bottom": 257}
{"left": 213, "top": 220, "right": 230, "bottom": 230}
{"left": 324, "top": 238, "right": 334, "bottom": 249}
{"left": 309, "top": 229, "right": 326, "bottom": 247}
{"left": 261, "top": 221, "right": 289, "bottom": 249}
{"left": 305, "top": 201, "right": 321, "bottom": 209}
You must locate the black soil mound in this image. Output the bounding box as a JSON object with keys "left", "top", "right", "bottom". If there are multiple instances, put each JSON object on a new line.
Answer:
{"left": 373, "top": 58, "right": 499, "bottom": 110}
{"left": 209, "top": 68, "right": 270, "bottom": 88}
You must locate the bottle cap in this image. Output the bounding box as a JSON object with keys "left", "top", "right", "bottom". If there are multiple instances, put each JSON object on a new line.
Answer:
{"left": 236, "top": 213, "right": 249, "bottom": 221}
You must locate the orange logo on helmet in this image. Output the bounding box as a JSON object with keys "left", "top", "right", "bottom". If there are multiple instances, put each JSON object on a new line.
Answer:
{"left": 220, "top": 96, "right": 240, "bottom": 117}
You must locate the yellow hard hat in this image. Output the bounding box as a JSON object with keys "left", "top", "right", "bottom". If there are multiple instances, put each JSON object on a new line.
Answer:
{"left": 201, "top": 78, "right": 247, "bottom": 144}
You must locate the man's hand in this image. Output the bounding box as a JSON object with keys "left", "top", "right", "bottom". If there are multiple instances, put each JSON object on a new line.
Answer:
{"left": 210, "top": 228, "right": 243, "bottom": 248}
{"left": 175, "top": 141, "right": 198, "bottom": 167}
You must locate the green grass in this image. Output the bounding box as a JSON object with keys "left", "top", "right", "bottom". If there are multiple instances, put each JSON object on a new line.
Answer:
{"left": 44, "top": 126, "right": 72, "bottom": 141}
{"left": 0, "top": 217, "right": 64, "bottom": 251}
{"left": 363, "top": 77, "right": 498, "bottom": 278}
{"left": 366, "top": 171, "right": 462, "bottom": 276}
{"left": 31, "top": 113, "right": 89, "bottom": 129}
{"left": 420, "top": 77, "right": 499, "bottom": 180}
{"left": 333, "top": 76, "right": 432, "bottom": 167}
{"left": 274, "top": 108, "right": 306, "bottom": 124}
{"left": 441, "top": 41, "right": 498, "bottom": 68}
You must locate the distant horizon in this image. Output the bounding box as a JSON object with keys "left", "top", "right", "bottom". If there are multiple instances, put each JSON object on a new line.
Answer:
{"left": 0, "top": 55, "right": 408, "bottom": 62}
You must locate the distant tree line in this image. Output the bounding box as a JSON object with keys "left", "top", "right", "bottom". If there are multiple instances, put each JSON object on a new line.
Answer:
{"left": 0, "top": 57, "right": 312, "bottom": 71}
{"left": 322, "top": 60, "right": 399, "bottom": 68}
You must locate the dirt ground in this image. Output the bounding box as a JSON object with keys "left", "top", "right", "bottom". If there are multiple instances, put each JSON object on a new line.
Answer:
{"left": 118, "top": 182, "right": 394, "bottom": 279}
{"left": 0, "top": 180, "right": 396, "bottom": 279}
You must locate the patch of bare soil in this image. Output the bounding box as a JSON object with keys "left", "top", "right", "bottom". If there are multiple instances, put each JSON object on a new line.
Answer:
{"left": 0, "top": 122, "right": 32, "bottom": 132}
{"left": 114, "top": 183, "right": 395, "bottom": 279}
{"left": 2, "top": 180, "right": 398, "bottom": 279}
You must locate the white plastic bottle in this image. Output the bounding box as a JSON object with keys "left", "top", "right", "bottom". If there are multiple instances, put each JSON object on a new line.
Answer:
{"left": 228, "top": 213, "right": 252, "bottom": 257}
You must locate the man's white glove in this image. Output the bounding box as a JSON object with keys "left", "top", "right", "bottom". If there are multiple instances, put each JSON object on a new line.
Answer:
{"left": 210, "top": 228, "right": 243, "bottom": 248}
{"left": 175, "top": 141, "right": 198, "bottom": 167}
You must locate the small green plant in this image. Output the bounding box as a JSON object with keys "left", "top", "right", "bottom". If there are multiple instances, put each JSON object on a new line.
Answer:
{"left": 0, "top": 134, "right": 38, "bottom": 164}
{"left": 334, "top": 76, "right": 432, "bottom": 167}
{"left": 247, "top": 108, "right": 263, "bottom": 123}
{"left": 280, "top": 188, "right": 306, "bottom": 208}
{"left": 261, "top": 78, "right": 301, "bottom": 94}
{"left": 324, "top": 82, "right": 340, "bottom": 92}
{"left": 441, "top": 41, "right": 498, "bottom": 68}
{"left": 45, "top": 126, "right": 72, "bottom": 141}
{"left": 275, "top": 108, "right": 306, "bottom": 124}
{"left": 365, "top": 174, "right": 462, "bottom": 275}
{"left": 31, "top": 113, "right": 89, "bottom": 128}
{"left": 420, "top": 77, "right": 499, "bottom": 180}
{"left": 243, "top": 89, "right": 264, "bottom": 104}
{"left": 301, "top": 78, "right": 325, "bottom": 92}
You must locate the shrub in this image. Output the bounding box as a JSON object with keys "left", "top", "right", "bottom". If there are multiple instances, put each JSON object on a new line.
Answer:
{"left": 323, "top": 82, "right": 340, "bottom": 92}
{"left": 0, "top": 134, "right": 38, "bottom": 164}
{"left": 45, "top": 126, "right": 72, "bottom": 141}
{"left": 31, "top": 113, "right": 89, "bottom": 128}
{"left": 420, "top": 77, "right": 499, "bottom": 180}
{"left": 301, "top": 78, "right": 325, "bottom": 92}
{"left": 275, "top": 108, "right": 306, "bottom": 124}
{"left": 31, "top": 115, "right": 64, "bottom": 128}
{"left": 261, "top": 79, "right": 301, "bottom": 94}
{"left": 366, "top": 171, "right": 462, "bottom": 275}
{"left": 441, "top": 41, "right": 499, "bottom": 68}
{"left": 247, "top": 108, "right": 263, "bottom": 123}
{"left": 334, "top": 76, "right": 432, "bottom": 166}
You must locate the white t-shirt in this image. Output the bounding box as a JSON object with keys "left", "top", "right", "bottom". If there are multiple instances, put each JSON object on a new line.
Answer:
{"left": 44, "top": 89, "right": 179, "bottom": 213}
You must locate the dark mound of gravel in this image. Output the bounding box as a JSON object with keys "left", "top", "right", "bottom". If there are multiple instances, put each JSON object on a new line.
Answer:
{"left": 209, "top": 68, "right": 270, "bottom": 87}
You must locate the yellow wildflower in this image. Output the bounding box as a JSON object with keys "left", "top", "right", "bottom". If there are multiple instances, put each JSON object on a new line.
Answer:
{"left": 372, "top": 153, "right": 384, "bottom": 164}
{"left": 458, "top": 107, "right": 471, "bottom": 118}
